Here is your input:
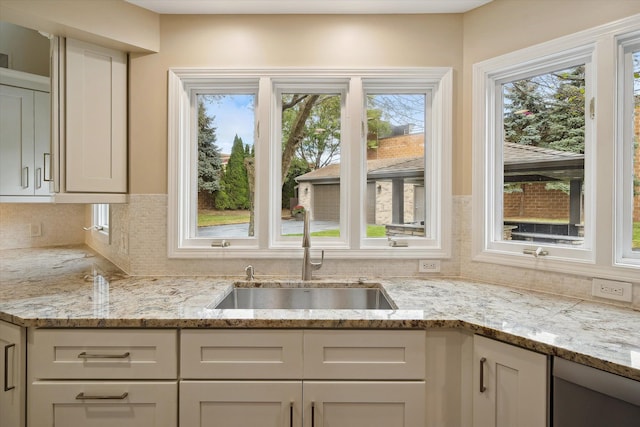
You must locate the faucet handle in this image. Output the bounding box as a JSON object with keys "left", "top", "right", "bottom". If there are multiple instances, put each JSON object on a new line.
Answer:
{"left": 244, "top": 265, "right": 255, "bottom": 281}
{"left": 311, "top": 250, "right": 324, "bottom": 270}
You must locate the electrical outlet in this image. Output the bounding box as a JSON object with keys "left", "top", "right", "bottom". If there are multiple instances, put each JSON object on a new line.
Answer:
{"left": 419, "top": 260, "right": 440, "bottom": 273}
{"left": 592, "top": 278, "right": 632, "bottom": 302}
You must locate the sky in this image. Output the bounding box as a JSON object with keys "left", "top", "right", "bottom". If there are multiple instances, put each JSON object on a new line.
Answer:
{"left": 201, "top": 94, "right": 255, "bottom": 154}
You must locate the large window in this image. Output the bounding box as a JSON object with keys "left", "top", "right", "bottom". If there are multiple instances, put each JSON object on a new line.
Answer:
{"left": 168, "top": 69, "right": 452, "bottom": 259}
{"left": 363, "top": 90, "right": 429, "bottom": 243}
{"left": 499, "top": 64, "right": 588, "bottom": 249}
{"left": 473, "top": 14, "right": 640, "bottom": 280}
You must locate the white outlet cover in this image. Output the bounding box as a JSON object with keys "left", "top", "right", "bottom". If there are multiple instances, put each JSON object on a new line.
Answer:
{"left": 592, "top": 278, "right": 632, "bottom": 303}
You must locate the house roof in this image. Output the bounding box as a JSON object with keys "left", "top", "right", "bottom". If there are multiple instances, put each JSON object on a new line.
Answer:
{"left": 295, "top": 142, "right": 585, "bottom": 183}
{"left": 295, "top": 157, "right": 424, "bottom": 183}
{"left": 503, "top": 142, "right": 584, "bottom": 182}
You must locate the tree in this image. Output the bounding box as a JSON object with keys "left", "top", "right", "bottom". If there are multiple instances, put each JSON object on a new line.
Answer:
{"left": 216, "top": 135, "right": 250, "bottom": 210}
{"left": 503, "top": 65, "right": 585, "bottom": 153}
{"left": 282, "top": 157, "right": 311, "bottom": 209}
{"left": 197, "top": 98, "right": 222, "bottom": 195}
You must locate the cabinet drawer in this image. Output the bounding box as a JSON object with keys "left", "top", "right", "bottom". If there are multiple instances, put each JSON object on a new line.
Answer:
{"left": 181, "top": 329, "right": 303, "bottom": 379}
{"left": 29, "top": 381, "right": 177, "bottom": 427}
{"left": 29, "top": 329, "right": 177, "bottom": 379}
{"left": 304, "top": 330, "right": 425, "bottom": 380}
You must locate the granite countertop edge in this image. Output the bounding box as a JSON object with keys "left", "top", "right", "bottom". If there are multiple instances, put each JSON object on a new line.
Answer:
{"left": 1, "top": 245, "right": 639, "bottom": 382}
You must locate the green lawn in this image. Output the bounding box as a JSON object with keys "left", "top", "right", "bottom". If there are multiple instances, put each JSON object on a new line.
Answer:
{"left": 634, "top": 222, "right": 640, "bottom": 250}
{"left": 198, "top": 210, "right": 250, "bottom": 227}
{"left": 285, "top": 225, "right": 387, "bottom": 238}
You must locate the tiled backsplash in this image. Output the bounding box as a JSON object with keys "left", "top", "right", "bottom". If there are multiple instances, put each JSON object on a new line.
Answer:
{"left": 2, "top": 195, "right": 636, "bottom": 309}
{"left": 0, "top": 203, "right": 85, "bottom": 250}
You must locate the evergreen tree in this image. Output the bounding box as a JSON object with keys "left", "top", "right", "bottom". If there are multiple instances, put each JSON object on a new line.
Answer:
{"left": 216, "top": 135, "right": 250, "bottom": 209}
{"left": 197, "top": 98, "right": 222, "bottom": 194}
{"left": 503, "top": 65, "right": 585, "bottom": 153}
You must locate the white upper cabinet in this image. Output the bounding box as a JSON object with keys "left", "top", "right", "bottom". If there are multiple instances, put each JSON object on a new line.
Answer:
{"left": 63, "top": 38, "right": 127, "bottom": 194}
{"left": 0, "top": 69, "right": 52, "bottom": 201}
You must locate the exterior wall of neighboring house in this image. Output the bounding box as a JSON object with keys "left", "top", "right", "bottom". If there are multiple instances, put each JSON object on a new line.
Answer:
{"left": 368, "top": 134, "right": 423, "bottom": 225}
{"left": 372, "top": 181, "right": 418, "bottom": 226}
{"left": 504, "top": 183, "right": 573, "bottom": 220}
{"left": 367, "top": 133, "right": 424, "bottom": 160}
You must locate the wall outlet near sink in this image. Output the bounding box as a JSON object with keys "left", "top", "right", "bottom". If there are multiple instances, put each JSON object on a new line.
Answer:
{"left": 591, "top": 278, "right": 632, "bottom": 302}
{"left": 419, "top": 260, "right": 440, "bottom": 273}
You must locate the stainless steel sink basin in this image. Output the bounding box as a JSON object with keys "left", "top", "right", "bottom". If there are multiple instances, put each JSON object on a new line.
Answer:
{"left": 210, "top": 283, "right": 395, "bottom": 310}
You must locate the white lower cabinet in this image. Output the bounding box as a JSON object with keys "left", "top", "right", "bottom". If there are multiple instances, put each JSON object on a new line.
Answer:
{"left": 0, "top": 320, "right": 26, "bottom": 427}
{"left": 304, "top": 381, "right": 425, "bottom": 427}
{"left": 473, "top": 335, "right": 548, "bottom": 427}
{"left": 180, "top": 380, "right": 424, "bottom": 427}
{"left": 180, "top": 329, "right": 426, "bottom": 427}
{"left": 27, "top": 329, "right": 179, "bottom": 427}
{"left": 180, "top": 381, "right": 302, "bottom": 426}
{"left": 29, "top": 381, "right": 177, "bottom": 427}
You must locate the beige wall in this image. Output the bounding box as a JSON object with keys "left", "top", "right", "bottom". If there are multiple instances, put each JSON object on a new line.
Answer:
{"left": 0, "top": 21, "right": 50, "bottom": 76}
{"left": 128, "top": 13, "right": 464, "bottom": 194}
{"left": 460, "top": 0, "right": 640, "bottom": 195}
{"left": 0, "top": 0, "right": 159, "bottom": 52}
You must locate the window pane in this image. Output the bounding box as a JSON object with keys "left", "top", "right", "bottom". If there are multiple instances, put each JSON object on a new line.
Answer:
{"left": 633, "top": 51, "right": 640, "bottom": 252}
{"left": 365, "top": 94, "right": 426, "bottom": 239}
{"left": 501, "top": 65, "right": 586, "bottom": 246}
{"left": 93, "top": 204, "right": 109, "bottom": 230}
{"left": 280, "top": 93, "right": 342, "bottom": 238}
{"left": 196, "top": 94, "right": 256, "bottom": 238}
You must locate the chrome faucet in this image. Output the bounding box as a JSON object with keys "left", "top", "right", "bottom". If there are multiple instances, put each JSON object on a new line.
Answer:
{"left": 302, "top": 210, "right": 324, "bottom": 280}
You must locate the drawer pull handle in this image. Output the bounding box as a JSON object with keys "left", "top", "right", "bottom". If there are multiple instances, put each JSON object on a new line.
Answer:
{"left": 289, "top": 401, "right": 293, "bottom": 427}
{"left": 77, "top": 351, "right": 131, "bottom": 359}
{"left": 311, "top": 401, "right": 315, "bottom": 427}
{"left": 4, "top": 343, "right": 15, "bottom": 392}
{"left": 480, "top": 357, "right": 487, "bottom": 393}
{"left": 76, "top": 392, "right": 129, "bottom": 400}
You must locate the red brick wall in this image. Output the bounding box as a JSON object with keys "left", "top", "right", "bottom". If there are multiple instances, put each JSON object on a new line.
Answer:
{"left": 504, "top": 183, "right": 574, "bottom": 220}
{"left": 367, "top": 134, "right": 424, "bottom": 160}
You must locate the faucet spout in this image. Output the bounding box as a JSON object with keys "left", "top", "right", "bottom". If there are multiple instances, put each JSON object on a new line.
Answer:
{"left": 302, "top": 210, "right": 323, "bottom": 280}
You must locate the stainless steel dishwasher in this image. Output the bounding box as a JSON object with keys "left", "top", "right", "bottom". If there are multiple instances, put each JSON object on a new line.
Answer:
{"left": 553, "top": 357, "right": 640, "bottom": 426}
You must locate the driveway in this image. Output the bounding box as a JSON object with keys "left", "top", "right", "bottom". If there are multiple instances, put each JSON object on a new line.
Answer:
{"left": 198, "top": 219, "right": 339, "bottom": 237}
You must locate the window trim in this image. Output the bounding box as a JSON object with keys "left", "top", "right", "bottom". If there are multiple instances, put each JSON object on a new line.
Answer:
{"left": 168, "top": 68, "right": 452, "bottom": 259}
{"left": 472, "top": 14, "right": 640, "bottom": 281}
{"left": 615, "top": 32, "right": 640, "bottom": 267}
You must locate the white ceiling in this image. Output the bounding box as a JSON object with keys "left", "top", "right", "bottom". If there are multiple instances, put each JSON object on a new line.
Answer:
{"left": 124, "top": 0, "right": 494, "bottom": 15}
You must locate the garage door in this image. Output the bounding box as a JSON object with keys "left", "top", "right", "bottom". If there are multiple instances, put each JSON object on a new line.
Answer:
{"left": 313, "top": 184, "right": 340, "bottom": 222}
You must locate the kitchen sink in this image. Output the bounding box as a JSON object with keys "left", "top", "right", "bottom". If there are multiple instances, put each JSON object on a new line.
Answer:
{"left": 210, "top": 282, "right": 395, "bottom": 310}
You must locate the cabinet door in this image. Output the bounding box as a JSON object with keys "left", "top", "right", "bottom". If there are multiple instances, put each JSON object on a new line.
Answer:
{"left": 65, "top": 38, "right": 127, "bottom": 193}
{"left": 180, "top": 381, "right": 302, "bottom": 427}
{"left": 33, "top": 91, "right": 51, "bottom": 196}
{"left": 0, "top": 321, "right": 25, "bottom": 427}
{"left": 473, "top": 335, "right": 548, "bottom": 427}
{"left": 29, "top": 381, "right": 176, "bottom": 427}
{"left": 304, "top": 381, "right": 426, "bottom": 427}
{"left": 0, "top": 85, "right": 34, "bottom": 196}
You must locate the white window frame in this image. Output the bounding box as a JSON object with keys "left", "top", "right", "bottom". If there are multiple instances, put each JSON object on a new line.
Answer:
{"left": 91, "top": 203, "right": 110, "bottom": 243}
{"left": 615, "top": 31, "right": 640, "bottom": 267}
{"left": 168, "top": 68, "right": 452, "bottom": 259}
{"left": 360, "top": 82, "right": 438, "bottom": 249}
{"left": 473, "top": 14, "right": 640, "bottom": 281}
{"left": 271, "top": 80, "right": 350, "bottom": 250}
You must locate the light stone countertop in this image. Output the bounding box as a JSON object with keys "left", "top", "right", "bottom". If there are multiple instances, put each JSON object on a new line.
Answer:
{"left": 0, "top": 245, "right": 638, "bottom": 381}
